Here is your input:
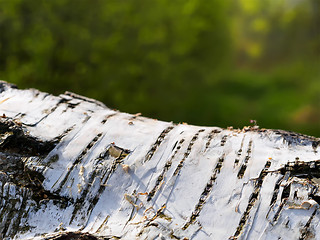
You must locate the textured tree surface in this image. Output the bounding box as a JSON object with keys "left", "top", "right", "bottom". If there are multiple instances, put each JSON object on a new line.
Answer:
{"left": 0, "top": 81, "right": 319, "bottom": 240}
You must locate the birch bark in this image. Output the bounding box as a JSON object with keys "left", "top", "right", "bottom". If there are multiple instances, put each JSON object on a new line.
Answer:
{"left": 0, "top": 81, "right": 319, "bottom": 240}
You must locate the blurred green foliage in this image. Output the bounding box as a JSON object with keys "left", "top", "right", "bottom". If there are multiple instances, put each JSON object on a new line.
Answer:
{"left": 0, "top": 0, "right": 319, "bottom": 136}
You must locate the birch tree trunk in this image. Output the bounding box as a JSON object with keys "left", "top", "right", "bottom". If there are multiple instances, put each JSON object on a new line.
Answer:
{"left": 0, "top": 81, "right": 319, "bottom": 240}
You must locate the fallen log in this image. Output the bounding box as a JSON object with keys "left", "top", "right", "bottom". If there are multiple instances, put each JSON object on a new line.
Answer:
{"left": 0, "top": 81, "right": 319, "bottom": 240}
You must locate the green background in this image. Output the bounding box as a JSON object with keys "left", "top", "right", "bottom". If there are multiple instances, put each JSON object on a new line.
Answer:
{"left": 0, "top": 0, "right": 319, "bottom": 136}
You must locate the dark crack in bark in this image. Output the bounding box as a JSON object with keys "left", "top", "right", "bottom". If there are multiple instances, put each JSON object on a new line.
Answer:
{"left": 272, "top": 129, "right": 320, "bottom": 152}
{"left": 43, "top": 231, "right": 119, "bottom": 240}
{"left": 234, "top": 136, "right": 245, "bottom": 166}
{"left": 182, "top": 154, "right": 225, "bottom": 230}
{"left": 147, "top": 138, "right": 185, "bottom": 202}
{"left": 299, "top": 208, "right": 317, "bottom": 240}
{"left": 173, "top": 130, "right": 202, "bottom": 176}
{"left": 237, "top": 140, "right": 253, "bottom": 179}
{"left": 70, "top": 143, "right": 131, "bottom": 225}
{"left": 55, "top": 133, "right": 103, "bottom": 194}
{"left": 204, "top": 129, "right": 221, "bottom": 151}
{"left": 232, "top": 160, "right": 271, "bottom": 239}
{"left": 144, "top": 125, "right": 175, "bottom": 163}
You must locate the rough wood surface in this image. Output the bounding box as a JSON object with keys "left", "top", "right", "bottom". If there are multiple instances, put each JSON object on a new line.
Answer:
{"left": 0, "top": 81, "right": 319, "bottom": 240}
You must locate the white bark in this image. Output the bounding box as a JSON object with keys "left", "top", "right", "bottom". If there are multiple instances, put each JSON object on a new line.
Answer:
{"left": 0, "top": 81, "right": 319, "bottom": 240}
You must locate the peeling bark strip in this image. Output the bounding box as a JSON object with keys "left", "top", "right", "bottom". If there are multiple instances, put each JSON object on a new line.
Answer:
{"left": 272, "top": 200, "right": 286, "bottom": 224}
{"left": 232, "top": 161, "right": 271, "bottom": 239}
{"left": 64, "top": 91, "right": 106, "bottom": 108}
{"left": 23, "top": 98, "right": 69, "bottom": 127}
{"left": 273, "top": 129, "right": 320, "bottom": 150}
{"left": 52, "top": 125, "right": 75, "bottom": 143}
{"left": 144, "top": 125, "right": 175, "bottom": 162}
{"left": 281, "top": 183, "right": 291, "bottom": 200}
{"left": 147, "top": 138, "right": 185, "bottom": 201}
{"left": 269, "top": 175, "right": 284, "bottom": 207}
{"left": 100, "top": 113, "right": 117, "bottom": 124}
{"left": 70, "top": 144, "right": 130, "bottom": 224}
{"left": 0, "top": 152, "right": 69, "bottom": 203}
{"left": 182, "top": 154, "right": 225, "bottom": 230}
{"left": 270, "top": 182, "right": 291, "bottom": 224}
{"left": 279, "top": 159, "right": 320, "bottom": 179}
{"left": 0, "top": 118, "right": 56, "bottom": 156}
{"left": 81, "top": 152, "right": 125, "bottom": 223}
{"left": 0, "top": 82, "right": 320, "bottom": 239}
{"left": 136, "top": 204, "right": 169, "bottom": 238}
{"left": 237, "top": 140, "right": 253, "bottom": 178}
{"left": 96, "top": 215, "right": 110, "bottom": 233}
{"left": 69, "top": 149, "right": 109, "bottom": 224}
{"left": 0, "top": 118, "right": 69, "bottom": 206}
{"left": 56, "top": 133, "right": 103, "bottom": 193}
